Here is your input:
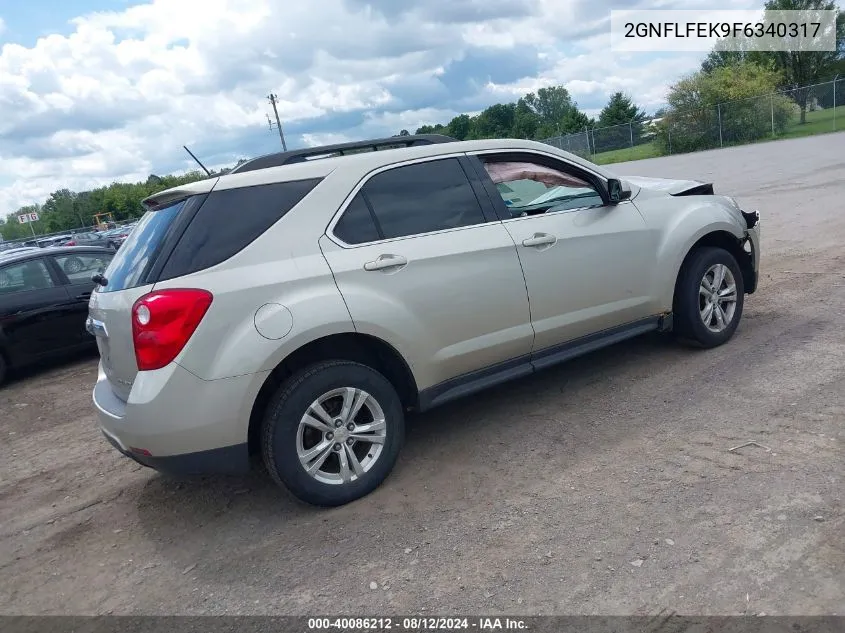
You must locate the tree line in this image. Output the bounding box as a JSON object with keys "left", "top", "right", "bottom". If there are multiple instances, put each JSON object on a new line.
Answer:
{"left": 400, "top": 87, "right": 648, "bottom": 143}
{"left": 0, "top": 164, "right": 241, "bottom": 241}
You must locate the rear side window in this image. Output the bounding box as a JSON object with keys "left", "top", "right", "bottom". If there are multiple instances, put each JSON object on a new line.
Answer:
{"left": 333, "top": 194, "right": 381, "bottom": 245}
{"left": 158, "top": 178, "right": 321, "bottom": 280}
{"left": 359, "top": 158, "right": 486, "bottom": 240}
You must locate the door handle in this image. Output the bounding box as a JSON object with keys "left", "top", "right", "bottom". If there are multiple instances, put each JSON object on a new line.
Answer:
{"left": 521, "top": 233, "right": 557, "bottom": 248}
{"left": 76, "top": 292, "right": 91, "bottom": 300}
{"left": 364, "top": 254, "right": 408, "bottom": 272}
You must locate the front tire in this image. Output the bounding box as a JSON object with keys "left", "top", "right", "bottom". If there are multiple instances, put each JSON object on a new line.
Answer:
{"left": 261, "top": 360, "right": 405, "bottom": 507}
{"left": 674, "top": 246, "right": 745, "bottom": 348}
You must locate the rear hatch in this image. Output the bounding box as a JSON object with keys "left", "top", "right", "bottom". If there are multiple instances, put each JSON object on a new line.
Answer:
{"left": 88, "top": 195, "right": 206, "bottom": 401}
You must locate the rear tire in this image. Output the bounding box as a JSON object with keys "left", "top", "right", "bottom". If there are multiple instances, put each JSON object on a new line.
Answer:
{"left": 261, "top": 360, "right": 405, "bottom": 507}
{"left": 674, "top": 246, "right": 745, "bottom": 348}
{"left": 0, "top": 352, "right": 7, "bottom": 387}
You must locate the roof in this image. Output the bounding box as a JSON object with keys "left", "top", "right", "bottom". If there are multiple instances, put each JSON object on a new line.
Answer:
{"left": 0, "top": 245, "right": 115, "bottom": 266}
{"left": 144, "top": 136, "right": 617, "bottom": 207}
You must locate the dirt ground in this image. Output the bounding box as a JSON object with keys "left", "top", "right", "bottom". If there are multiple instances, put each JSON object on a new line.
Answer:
{"left": 1, "top": 133, "right": 843, "bottom": 616}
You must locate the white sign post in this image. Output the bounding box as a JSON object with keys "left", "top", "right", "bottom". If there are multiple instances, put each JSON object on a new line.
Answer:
{"left": 17, "top": 212, "right": 39, "bottom": 237}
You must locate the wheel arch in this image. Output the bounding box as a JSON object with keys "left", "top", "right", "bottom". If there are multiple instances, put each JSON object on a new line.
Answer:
{"left": 674, "top": 229, "right": 756, "bottom": 301}
{"left": 247, "top": 332, "right": 419, "bottom": 456}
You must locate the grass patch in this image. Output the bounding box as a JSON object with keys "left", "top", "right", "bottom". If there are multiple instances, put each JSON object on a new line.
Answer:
{"left": 591, "top": 143, "right": 662, "bottom": 165}
{"left": 779, "top": 105, "right": 845, "bottom": 139}
{"left": 582, "top": 105, "right": 845, "bottom": 165}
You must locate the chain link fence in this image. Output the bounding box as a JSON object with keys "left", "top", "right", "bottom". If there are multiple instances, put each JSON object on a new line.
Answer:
{"left": 542, "top": 78, "right": 845, "bottom": 163}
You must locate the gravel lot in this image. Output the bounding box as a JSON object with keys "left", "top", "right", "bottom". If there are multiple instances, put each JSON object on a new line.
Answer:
{"left": 1, "top": 133, "right": 843, "bottom": 616}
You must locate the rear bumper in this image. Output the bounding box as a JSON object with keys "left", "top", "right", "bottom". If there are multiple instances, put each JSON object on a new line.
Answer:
{"left": 100, "top": 428, "right": 248, "bottom": 475}
{"left": 93, "top": 361, "right": 268, "bottom": 475}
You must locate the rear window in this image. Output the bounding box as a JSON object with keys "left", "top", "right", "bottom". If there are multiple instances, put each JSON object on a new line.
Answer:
{"left": 98, "top": 198, "right": 191, "bottom": 293}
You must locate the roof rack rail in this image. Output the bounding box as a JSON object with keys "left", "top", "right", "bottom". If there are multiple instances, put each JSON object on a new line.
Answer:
{"left": 229, "top": 134, "right": 457, "bottom": 174}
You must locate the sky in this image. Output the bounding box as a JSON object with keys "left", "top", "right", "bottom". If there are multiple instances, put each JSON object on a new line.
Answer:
{"left": 0, "top": 0, "right": 764, "bottom": 216}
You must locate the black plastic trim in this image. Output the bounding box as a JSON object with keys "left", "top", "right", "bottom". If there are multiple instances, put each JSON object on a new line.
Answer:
{"left": 742, "top": 210, "right": 759, "bottom": 229}
{"left": 360, "top": 191, "right": 386, "bottom": 240}
{"left": 417, "top": 316, "right": 662, "bottom": 411}
{"left": 418, "top": 355, "right": 533, "bottom": 411}
{"left": 464, "top": 154, "right": 515, "bottom": 222}
{"left": 103, "top": 432, "right": 250, "bottom": 475}
{"left": 458, "top": 155, "right": 500, "bottom": 224}
{"left": 532, "top": 317, "right": 660, "bottom": 371}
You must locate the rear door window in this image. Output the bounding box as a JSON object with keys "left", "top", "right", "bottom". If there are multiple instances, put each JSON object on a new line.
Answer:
{"left": 52, "top": 252, "right": 114, "bottom": 284}
{"left": 359, "top": 158, "right": 486, "bottom": 240}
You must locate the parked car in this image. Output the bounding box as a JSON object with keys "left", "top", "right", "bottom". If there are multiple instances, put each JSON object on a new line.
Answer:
{"left": 88, "top": 135, "right": 761, "bottom": 507}
{"left": 38, "top": 235, "right": 74, "bottom": 248}
{"left": 0, "top": 246, "right": 115, "bottom": 385}
{"left": 59, "top": 231, "right": 119, "bottom": 250}
{"left": 99, "top": 224, "right": 137, "bottom": 248}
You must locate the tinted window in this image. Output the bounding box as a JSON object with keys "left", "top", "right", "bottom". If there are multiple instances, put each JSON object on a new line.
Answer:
{"left": 99, "top": 197, "right": 190, "bottom": 293}
{"left": 362, "top": 159, "right": 486, "bottom": 239}
{"left": 53, "top": 252, "right": 113, "bottom": 284}
{"left": 334, "top": 193, "right": 381, "bottom": 245}
{"left": 0, "top": 259, "right": 54, "bottom": 294}
{"left": 158, "top": 178, "right": 321, "bottom": 280}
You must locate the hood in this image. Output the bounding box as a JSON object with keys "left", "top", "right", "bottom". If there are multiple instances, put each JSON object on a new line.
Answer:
{"left": 624, "top": 176, "right": 714, "bottom": 197}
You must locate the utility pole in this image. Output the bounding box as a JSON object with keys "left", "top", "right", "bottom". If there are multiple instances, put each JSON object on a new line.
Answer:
{"left": 268, "top": 93, "right": 288, "bottom": 151}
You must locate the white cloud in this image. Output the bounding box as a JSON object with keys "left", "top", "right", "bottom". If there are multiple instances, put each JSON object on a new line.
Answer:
{"left": 0, "top": 0, "right": 762, "bottom": 216}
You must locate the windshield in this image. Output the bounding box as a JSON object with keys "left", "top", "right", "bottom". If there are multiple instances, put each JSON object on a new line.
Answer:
{"left": 99, "top": 199, "right": 187, "bottom": 292}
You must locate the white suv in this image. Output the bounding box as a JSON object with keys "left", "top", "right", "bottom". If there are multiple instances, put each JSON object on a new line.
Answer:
{"left": 88, "top": 135, "right": 760, "bottom": 506}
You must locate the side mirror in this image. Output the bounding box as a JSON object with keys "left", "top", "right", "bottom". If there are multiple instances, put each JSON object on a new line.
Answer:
{"left": 607, "top": 178, "right": 632, "bottom": 203}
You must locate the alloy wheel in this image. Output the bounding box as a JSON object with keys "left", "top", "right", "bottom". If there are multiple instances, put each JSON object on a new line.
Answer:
{"left": 296, "top": 387, "right": 387, "bottom": 485}
{"left": 699, "top": 263, "right": 738, "bottom": 333}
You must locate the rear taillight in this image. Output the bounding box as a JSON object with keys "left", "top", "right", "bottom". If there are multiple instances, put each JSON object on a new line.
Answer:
{"left": 131, "top": 289, "right": 213, "bottom": 371}
{"left": 66, "top": 241, "right": 76, "bottom": 246}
